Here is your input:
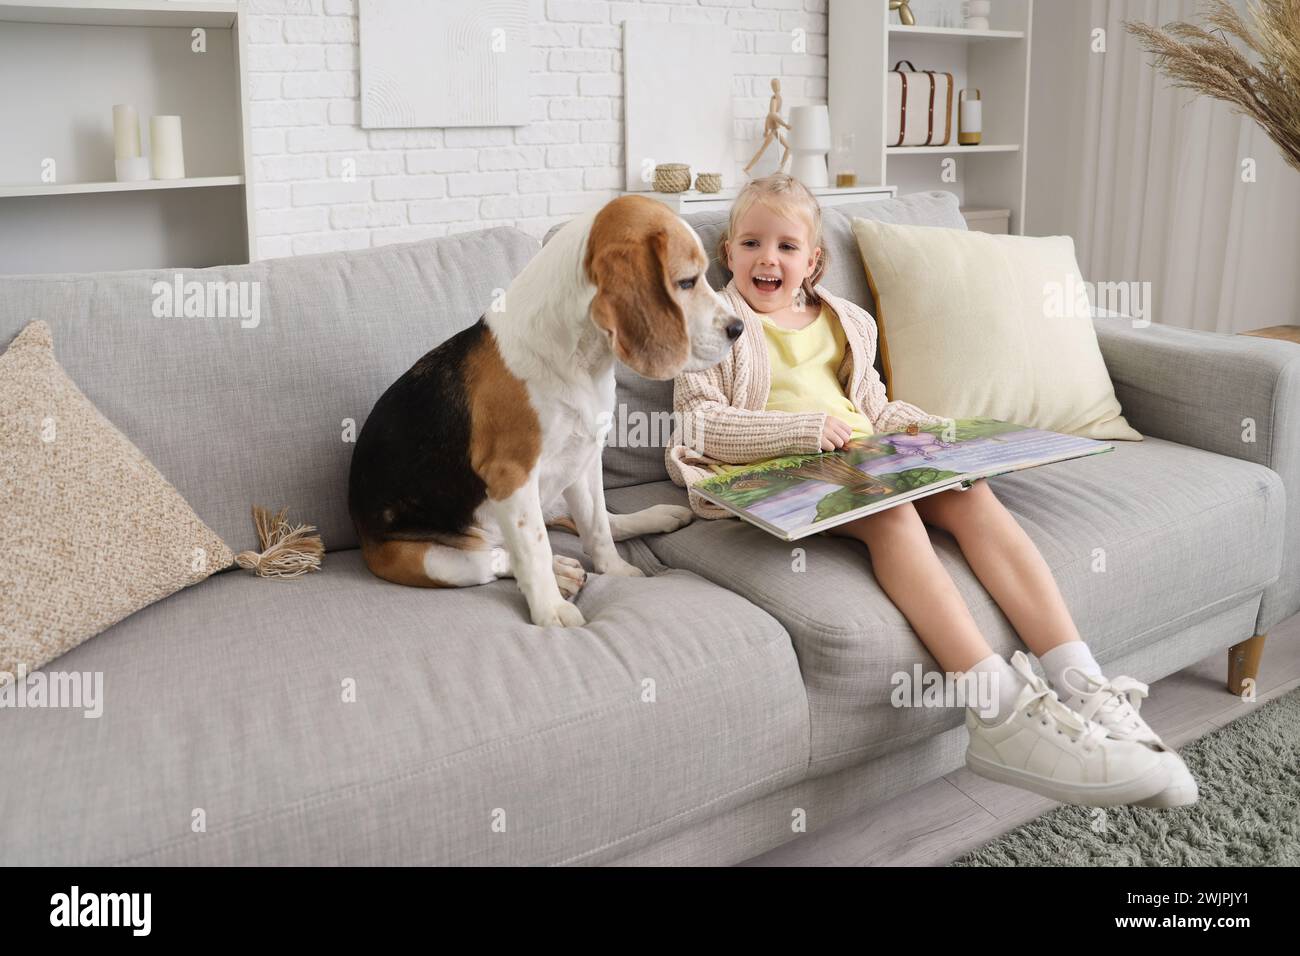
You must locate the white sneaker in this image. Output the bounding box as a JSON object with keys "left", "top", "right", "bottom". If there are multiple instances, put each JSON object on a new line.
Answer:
{"left": 1054, "top": 667, "right": 1199, "bottom": 809}
{"left": 965, "top": 651, "right": 1172, "bottom": 807}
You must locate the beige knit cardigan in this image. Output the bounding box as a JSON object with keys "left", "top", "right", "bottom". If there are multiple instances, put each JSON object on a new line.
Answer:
{"left": 665, "top": 278, "right": 947, "bottom": 519}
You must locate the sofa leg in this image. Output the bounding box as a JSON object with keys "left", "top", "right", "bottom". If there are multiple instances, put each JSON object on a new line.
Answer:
{"left": 1226, "top": 633, "right": 1267, "bottom": 696}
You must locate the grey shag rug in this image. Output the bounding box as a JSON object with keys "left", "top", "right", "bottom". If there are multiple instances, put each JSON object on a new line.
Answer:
{"left": 950, "top": 686, "right": 1300, "bottom": 866}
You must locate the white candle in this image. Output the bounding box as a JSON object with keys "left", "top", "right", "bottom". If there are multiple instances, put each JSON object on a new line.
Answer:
{"left": 150, "top": 115, "right": 185, "bottom": 180}
{"left": 113, "top": 105, "right": 140, "bottom": 161}
{"left": 115, "top": 156, "right": 151, "bottom": 182}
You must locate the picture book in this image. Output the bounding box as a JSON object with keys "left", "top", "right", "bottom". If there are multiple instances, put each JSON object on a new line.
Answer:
{"left": 690, "top": 417, "right": 1113, "bottom": 541}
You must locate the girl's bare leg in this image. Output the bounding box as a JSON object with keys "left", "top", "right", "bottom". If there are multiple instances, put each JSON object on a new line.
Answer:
{"left": 912, "top": 480, "right": 1082, "bottom": 658}
{"left": 826, "top": 502, "right": 994, "bottom": 673}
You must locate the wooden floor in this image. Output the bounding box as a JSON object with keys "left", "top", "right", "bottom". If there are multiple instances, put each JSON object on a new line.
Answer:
{"left": 742, "top": 610, "right": 1300, "bottom": 867}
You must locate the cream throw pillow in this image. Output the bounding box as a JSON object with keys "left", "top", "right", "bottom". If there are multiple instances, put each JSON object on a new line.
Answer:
{"left": 851, "top": 218, "right": 1142, "bottom": 441}
{"left": 0, "top": 320, "right": 234, "bottom": 678}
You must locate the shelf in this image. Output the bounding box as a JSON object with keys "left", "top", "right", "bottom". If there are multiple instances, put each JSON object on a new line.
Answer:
{"left": 0, "top": 0, "right": 253, "bottom": 272}
{"left": 888, "top": 25, "right": 1025, "bottom": 41}
{"left": 886, "top": 144, "right": 1020, "bottom": 156}
{"left": 0, "top": 0, "right": 238, "bottom": 28}
{"left": 0, "top": 175, "right": 244, "bottom": 198}
{"left": 636, "top": 184, "right": 894, "bottom": 201}
{"left": 809, "top": 184, "right": 896, "bottom": 197}
{"left": 631, "top": 184, "right": 897, "bottom": 212}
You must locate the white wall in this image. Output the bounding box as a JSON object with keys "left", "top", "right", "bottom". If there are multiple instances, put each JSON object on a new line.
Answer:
{"left": 1023, "top": 0, "right": 1300, "bottom": 332}
{"left": 1023, "top": 0, "right": 1075, "bottom": 239}
{"left": 246, "top": 0, "right": 829, "bottom": 259}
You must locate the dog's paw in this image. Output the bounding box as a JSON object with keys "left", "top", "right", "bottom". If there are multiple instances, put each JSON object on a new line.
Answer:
{"left": 552, "top": 555, "right": 587, "bottom": 598}
{"left": 597, "top": 557, "right": 645, "bottom": 577}
{"left": 644, "top": 504, "right": 694, "bottom": 534}
{"left": 532, "top": 599, "right": 587, "bottom": 628}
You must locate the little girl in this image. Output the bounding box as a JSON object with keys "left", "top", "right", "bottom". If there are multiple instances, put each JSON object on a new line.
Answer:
{"left": 667, "top": 173, "right": 1196, "bottom": 809}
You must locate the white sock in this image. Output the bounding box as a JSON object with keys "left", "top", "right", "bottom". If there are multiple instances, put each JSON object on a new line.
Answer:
{"left": 965, "top": 653, "right": 1025, "bottom": 725}
{"left": 1039, "top": 641, "right": 1103, "bottom": 700}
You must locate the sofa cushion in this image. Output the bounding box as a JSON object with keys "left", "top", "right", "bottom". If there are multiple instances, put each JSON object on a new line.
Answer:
{"left": 604, "top": 435, "right": 1284, "bottom": 775}
{"left": 1, "top": 320, "right": 234, "bottom": 677}
{"left": 850, "top": 218, "right": 1142, "bottom": 440}
{"left": 540, "top": 191, "right": 967, "bottom": 490}
{"left": 0, "top": 229, "right": 539, "bottom": 556}
{"left": 0, "top": 537, "right": 808, "bottom": 866}
{"left": 816, "top": 191, "right": 969, "bottom": 317}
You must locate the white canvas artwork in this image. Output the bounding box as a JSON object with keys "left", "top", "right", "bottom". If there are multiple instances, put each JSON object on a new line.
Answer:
{"left": 359, "top": 0, "right": 530, "bottom": 128}
{"left": 623, "top": 21, "right": 734, "bottom": 192}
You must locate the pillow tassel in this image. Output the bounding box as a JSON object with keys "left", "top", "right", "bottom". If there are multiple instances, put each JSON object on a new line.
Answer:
{"left": 234, "top": 505, "right": 324, "bottom": 578}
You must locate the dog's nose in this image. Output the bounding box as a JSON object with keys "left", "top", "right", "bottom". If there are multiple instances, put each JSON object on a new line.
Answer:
{"left": 725, "top": 319, "right": 744, "bottom": 340}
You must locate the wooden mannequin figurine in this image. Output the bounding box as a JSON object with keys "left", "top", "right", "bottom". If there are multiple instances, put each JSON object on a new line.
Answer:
{"left": 743, "top": 78, "right": 792, "bottom": 176}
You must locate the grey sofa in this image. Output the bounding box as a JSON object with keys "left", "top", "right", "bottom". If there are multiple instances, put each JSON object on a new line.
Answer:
{"left": 2, "top": 191, "right": 1296, "bottom": 866}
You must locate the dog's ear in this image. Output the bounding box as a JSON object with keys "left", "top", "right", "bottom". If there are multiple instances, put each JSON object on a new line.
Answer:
{"left": 589, "top": 229, "right": 691, "bottom": 380}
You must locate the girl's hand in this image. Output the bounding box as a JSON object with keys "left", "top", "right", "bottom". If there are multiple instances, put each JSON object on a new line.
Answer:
{"left": 819, "top": 416, "right": 853, "bottom": 451}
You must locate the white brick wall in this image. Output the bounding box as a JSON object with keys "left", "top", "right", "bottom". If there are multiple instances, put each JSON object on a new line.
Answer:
{"left": 246, "top": 0, "right": 829, "bottom": 259}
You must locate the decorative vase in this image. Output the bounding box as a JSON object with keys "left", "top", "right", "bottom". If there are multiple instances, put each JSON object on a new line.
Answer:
{"left": 964, "top": 0, "right": 991, "bottom": 30}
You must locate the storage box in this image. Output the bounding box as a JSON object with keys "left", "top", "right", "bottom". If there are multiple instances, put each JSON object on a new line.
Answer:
{"left": 886, "top": 60, "right": 952, "bottom": 147}
{"left": 960, "top": 207, "right": 1011, "bottom": 234}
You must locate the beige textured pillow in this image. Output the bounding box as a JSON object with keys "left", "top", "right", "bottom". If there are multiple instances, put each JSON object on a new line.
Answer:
{"left": 851, "top": 218, "right": 1142, "bottom": 441}
{"left": 0, "top": 320, "right": 234, "bottom": 678}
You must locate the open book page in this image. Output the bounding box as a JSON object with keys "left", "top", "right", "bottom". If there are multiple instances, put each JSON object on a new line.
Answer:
{"left": 691, "top": 418, "right": 1112, "bottom": 541}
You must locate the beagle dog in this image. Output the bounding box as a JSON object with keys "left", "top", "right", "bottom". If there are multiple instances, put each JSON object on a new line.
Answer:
{"left": 347, "top": 194, "right": 742, "bottom": 627}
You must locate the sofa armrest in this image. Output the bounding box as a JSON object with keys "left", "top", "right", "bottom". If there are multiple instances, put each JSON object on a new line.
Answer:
{"left": 1093, "top": 316, "right": 1300, "bottom": 465}
{"left": 1093, "top": 315, "right": 1300, "bottom": 632}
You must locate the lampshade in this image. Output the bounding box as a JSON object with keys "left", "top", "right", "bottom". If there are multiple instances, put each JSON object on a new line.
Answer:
{"left": 789, "top": 104, "right": 831, "bottom": 151}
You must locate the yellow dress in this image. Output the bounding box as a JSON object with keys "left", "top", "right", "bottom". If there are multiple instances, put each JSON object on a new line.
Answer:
{"left": 761, "top": 302, "right": 876, "bottom": 439}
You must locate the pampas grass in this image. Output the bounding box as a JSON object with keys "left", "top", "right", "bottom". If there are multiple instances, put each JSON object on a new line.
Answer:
{"left": 1125, "top": 0, "right": 1300, "bottom": 174}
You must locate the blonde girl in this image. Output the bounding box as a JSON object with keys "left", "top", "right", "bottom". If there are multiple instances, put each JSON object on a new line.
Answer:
{"left": 666, "top": 173, "right": 1194, "bottom": 809}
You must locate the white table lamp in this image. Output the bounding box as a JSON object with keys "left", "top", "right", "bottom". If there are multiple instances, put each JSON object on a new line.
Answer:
{"left": 788, "top": 105, "right": 831, "bottom": 188}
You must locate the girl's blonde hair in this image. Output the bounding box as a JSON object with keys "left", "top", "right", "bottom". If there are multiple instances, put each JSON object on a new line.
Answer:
{"left": 716, "top": 172, "right": 830, "bottom": 307}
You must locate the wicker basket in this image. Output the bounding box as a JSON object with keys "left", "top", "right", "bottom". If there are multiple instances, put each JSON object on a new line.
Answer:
{"left": 694, "top": 172, "right": 722, "bottom": 193}
{"left": 653, "top": 163, "right": 692, "bottom": 193}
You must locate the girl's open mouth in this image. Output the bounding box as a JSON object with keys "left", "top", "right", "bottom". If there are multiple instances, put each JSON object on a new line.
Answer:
{"left": 753, "top": 275, "right": 782, "bottom": 293}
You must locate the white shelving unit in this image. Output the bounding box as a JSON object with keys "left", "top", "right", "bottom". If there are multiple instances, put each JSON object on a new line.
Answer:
{"left": 0, "top": 0, "right": 255, "bottom": 274}
{"left": 829, "top": 0, "right": 1033, "bottom": 234}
